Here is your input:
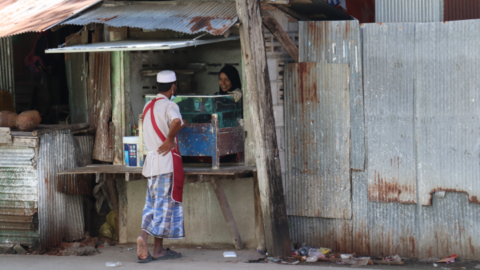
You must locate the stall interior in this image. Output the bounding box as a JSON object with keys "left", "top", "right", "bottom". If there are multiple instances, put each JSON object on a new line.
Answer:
{"left": 1, "top": 24, "right": 246, "bottom": 249}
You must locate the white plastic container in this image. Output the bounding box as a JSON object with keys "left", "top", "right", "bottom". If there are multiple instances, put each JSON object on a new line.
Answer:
{"left": 123, "top": 136, "right": 140, "bottom": 167}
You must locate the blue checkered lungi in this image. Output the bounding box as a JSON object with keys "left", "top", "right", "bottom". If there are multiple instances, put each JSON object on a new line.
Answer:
{"left": 141, "top": 173, "right": 185, "bottom": 239}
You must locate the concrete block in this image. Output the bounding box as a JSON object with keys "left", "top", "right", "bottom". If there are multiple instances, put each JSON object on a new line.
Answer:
{"left": 276, "top": 126, "right": 285, "bottom": 152}
{"left": 273, "top": 105, "right": 284, "bottom": 127}
{"left": 267, "top": 58, "right": 278, "bottom": 80}
{"left": 279, "top": 151, "right": 286, "bottom": 173}
{"left": 270, "top": 81, "right": 278, "bottom": 106}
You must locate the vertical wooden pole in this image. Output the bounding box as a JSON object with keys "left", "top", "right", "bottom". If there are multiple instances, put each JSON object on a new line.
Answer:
{"left": 235, "top": 0, "right": 291, "bottom": 256}
{"left": 111, "top": 52, "right": 126, "bottom": 165}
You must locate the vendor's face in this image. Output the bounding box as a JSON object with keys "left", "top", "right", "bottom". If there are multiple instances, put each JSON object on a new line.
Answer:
{"left": 219, "top": 72, "right": 232, "bottom": 92}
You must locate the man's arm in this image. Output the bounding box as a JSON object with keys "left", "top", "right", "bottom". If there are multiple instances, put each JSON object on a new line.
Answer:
{"left": 157, "top": 118, "right": 186, "bottom": 156}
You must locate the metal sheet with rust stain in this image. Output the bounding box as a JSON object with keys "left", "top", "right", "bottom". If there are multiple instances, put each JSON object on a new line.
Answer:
{"left": 0, "top": 0, "right": 102, "bottom": 38}
{"left": 299, "top": 21, "right": 365, "bottom": 170}
{"left": 363, "top": 23, "right": 417, "bottom": 204}
{"left": 284, "top": 62, "right": 351, "bottom": 219}
{"left": 38, "top": 130, "right": 85, "bottom": 249}
{"left": 0, "top": 145, "right": 39, "bottom": 247}
{"left": 62, "top": 2, "right": 238, "bottom": 36}
{"left": 415, "top": 20, "right": 480, "bottom": 206}
{"left": 57, "top": 136, "right": 94, "bottom": 195}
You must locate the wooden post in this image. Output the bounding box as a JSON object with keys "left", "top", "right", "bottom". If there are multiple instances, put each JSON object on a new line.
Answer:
{"left": 111, "top": 51, "right": 131, "bottom": 164}
{"left": 253, "top": 171, "right": 266, "bottom": 252}
{"left": 261, "top": 10, "right": 299, "bottom": 62}
{"left": 235, "top": 0, "right": 291, "bottom": 256}
{"left": 211, "top": 179, "right": 244, "bottom": 250}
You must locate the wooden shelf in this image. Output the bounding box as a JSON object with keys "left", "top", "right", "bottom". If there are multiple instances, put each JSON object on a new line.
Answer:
{"left": 58, "top": 164, "right": 256, "bottom": 181}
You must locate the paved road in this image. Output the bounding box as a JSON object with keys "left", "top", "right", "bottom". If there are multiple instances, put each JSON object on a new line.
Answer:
{"left": 1, "top": 244, "right": 475, "bottom": 270}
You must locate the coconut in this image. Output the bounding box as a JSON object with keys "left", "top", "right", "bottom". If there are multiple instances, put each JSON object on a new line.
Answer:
{"left": 16, "top": 110, "right": 41, "bottom": 131}
{"left": 0, "top": 111, "right": 18, "bottom": 128}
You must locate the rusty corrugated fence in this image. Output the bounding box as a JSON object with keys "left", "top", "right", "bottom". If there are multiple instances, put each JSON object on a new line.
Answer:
{"left": 298, "top": 21, "right": 365, "bottom": 170}
{"left": 286, "top": 19, "right": 480, "bottom": 259}
{"left": 284, "top": 62, "right": 351, "bottom": 219}
{"left": 38, "top": 131, "right": 86, "bottom": 248}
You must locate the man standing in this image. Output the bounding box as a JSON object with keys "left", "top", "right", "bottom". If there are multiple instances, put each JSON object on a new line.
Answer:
{"left": 137, "top": 70, "right": 186, "bottom": 263}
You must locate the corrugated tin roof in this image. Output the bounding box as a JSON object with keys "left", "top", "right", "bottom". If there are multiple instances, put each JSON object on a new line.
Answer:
{"left": 0, "top": 0, "right": 102, "bottom": 38}
{"left": 62, "top": 2, "right": 238, "bottom": 35}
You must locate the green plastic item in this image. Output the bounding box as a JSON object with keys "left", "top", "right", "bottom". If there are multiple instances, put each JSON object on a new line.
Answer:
{"left": 106, "top": 211, "right": 116, "bottom": 231}
{"left": 98, "top": 222, "right": 114, "bottom": 239}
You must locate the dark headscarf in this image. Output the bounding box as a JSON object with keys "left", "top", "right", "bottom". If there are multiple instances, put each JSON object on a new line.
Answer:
{"left": 218, "top": 65, "right": 242, "bottom": 95}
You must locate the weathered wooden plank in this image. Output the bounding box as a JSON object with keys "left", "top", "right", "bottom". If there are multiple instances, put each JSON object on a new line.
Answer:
{"left": 236, "top": 0, "right": 291, "bottom": 256}
{"left": 58, "top": 165, "right": 256, "bottom": 176}
{"left": 262, "top": 10, "right": 299, "bottom": 62}
{"left": 211, "top": 179, "right": 244, "bottom": 250}
{"left": 12, "top": 136, "right": 38, "bottom": 148}
{"left": 0, "top": 128, "right": 12, "bottom": 144}
{"left": 32, "top": 123, "right": 90, "bottom": 136}
{"left": 111, "top": 51, "right": 126, "bottom": 165}
{"left": 92, "top": 52, "right": 114, "bottom": 162}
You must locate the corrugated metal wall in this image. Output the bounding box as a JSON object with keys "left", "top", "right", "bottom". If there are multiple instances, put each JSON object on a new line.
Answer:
{"left": 376, "top": 0, "right": 444, "bottom": 22}
{"left": 284, "top": 62, "right": 351, "bottom": 219}
{"left": 287, "top": 19, "right": 480, "bottom": 259}
{"left": 38, "top": 131, "right": 86, "bottom": 248}
{"left": 0, "top": 145, "right": 38, "bottom": 247}
{"left": 0, "top": 37, "right": 15, "bottom": 101}
{"left": 363, "top": 23, "right": 417, "bottom": 204}
{"left": 298, "top": 21, "right": 365, "bottom": 170}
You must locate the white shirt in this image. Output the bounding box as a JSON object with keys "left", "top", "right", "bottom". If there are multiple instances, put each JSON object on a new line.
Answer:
{"left": 142, "top": 93, "right": 183, "bottom": 177}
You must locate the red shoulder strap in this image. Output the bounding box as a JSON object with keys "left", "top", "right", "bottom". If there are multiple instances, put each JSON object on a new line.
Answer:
{"left": 143, "top": 98, "right": 167, "bottom": 142}
{"left": 143, "top": 98, "right": 181, "bottom": 154}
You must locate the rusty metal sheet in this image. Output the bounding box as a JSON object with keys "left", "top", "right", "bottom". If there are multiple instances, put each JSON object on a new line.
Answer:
{"left": 375, "top": 0, "right": 444, "bottom": 22}
{"left": 0, "top": 0, "right": 102, "bottom": 38}
{"left": 62, "top": 2, "right": 238, "bottom": 36}
{"left": 415, "top": 20, "right": 480, "bottom": 206}
{"left": 299, "top": 21, "right": 365, "bottom": 170}
{"left": 57, "top": 136, "right": 94, "bottom": 195}
{"left": 0, "top": 145, "right": 38, "bottom": 247}
{"left": 38, "top": 130, "right": 84, "bottom": 249}
{"left": 444, "top": 0, "right": 480, "bottom": 21}
{"left": 362, "top": 23, "right": 417, "bottom": 204}
{"left": 284, "top": 62, "right": 351, "bottom": 219}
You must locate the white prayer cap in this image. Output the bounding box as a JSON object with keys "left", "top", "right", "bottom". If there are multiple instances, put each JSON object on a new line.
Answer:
{"left": 156, "top": 70, "right": 176, "bottom": 83}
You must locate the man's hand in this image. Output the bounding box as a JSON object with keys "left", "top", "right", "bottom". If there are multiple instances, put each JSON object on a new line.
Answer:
{"left": 157, "top": 138, "right": 175, "bottom": 156}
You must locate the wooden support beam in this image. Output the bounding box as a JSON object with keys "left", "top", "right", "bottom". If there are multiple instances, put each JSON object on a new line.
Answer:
{"left": 235, "top": 0, "right": 291, "bottom": 256}
{"left": 274, "top": 5, "right": 310, "bottom": 21}
{"left": 211, "top": 179, "right": 244, "bottom": 250}
{"left": 253, "top": 172, "right": 266, "bottom": 252}
{"left": 261, "top": 9, "right": 299, "bottom": 62}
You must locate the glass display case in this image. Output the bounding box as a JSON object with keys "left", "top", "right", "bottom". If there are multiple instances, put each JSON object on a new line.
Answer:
{"left": 145, "top": 95, "right": 242, "bottom": 128}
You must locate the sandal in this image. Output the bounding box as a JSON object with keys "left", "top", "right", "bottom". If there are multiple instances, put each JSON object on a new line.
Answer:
{"left": 153, "top": 248, "right": 182, "bottom": 260}
{"left": 138, "top": 252, "right": 153, "bottom": 263}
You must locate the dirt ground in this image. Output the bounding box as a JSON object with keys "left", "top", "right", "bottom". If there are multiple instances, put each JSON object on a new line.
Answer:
{"left": 1, "top": 244, "right": 478, "bottom": 270}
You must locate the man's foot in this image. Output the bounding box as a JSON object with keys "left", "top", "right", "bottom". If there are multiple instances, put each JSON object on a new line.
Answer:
{"left": 153, "top": 248, "right": 168, "bottom": 259}
{"left": 137, "top": 236, "right": 148, "bottom": 260}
